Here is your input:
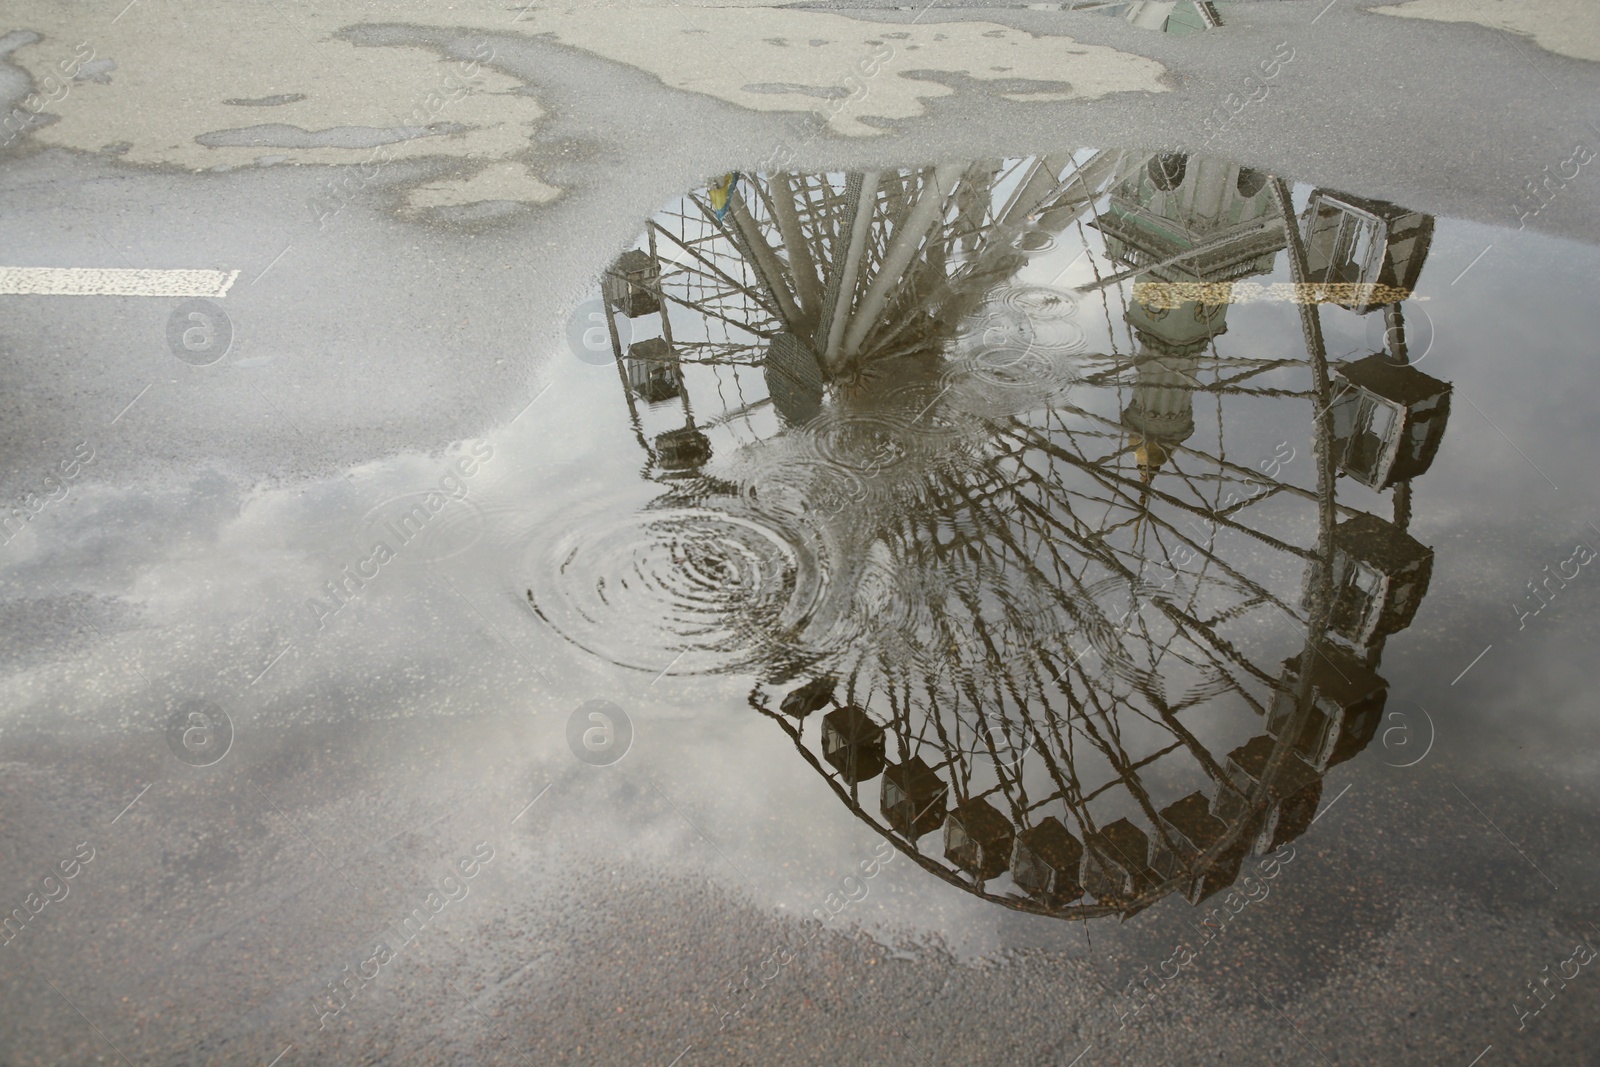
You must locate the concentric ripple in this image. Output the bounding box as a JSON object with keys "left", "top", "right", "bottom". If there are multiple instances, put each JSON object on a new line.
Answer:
{"left": 523, "top": 507, "right": 828, "bottom": 676}
{"left": 1067, "top": 576, "right": 1166, "bottom": 694}
{"left": 946, "top": 284, "right": 1088, "bottom": 411}
{"left": 1011, "top": 227, "right": 1057, "bottom": 255}
{"left": 811, "top": 412, "right": 914, "bottom": 474}
{"left": 738, "top": 456, "right": 867, "bottom": 524}
{"left": 981, "top": 285, "right": 1087, "bottom": 355}
{"left": 998, "top": 284, "right": 1079, "bottom": 323}
{"left": 949, "top": 344, "right": 1081, "bottom": 412}
{"left": 882, "top": 380, "right": 989, "bottom": 443}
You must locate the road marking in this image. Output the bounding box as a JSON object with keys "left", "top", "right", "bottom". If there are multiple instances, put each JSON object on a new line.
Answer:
{"left": 0, "top": 267, "right": 239, "bottom": 297}
{"left": 1133, "top": 281, "right": 1418, "bottom": 308}
{"left": 1465, "top": 1045, "right": 1492, "bottom": 1067}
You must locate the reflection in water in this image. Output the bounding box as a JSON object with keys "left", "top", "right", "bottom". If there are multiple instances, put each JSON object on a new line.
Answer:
{"left": 1071, "top": 1, "right": 1225, "bottom": 34}
{"left": 532, "top": 152, "right": 1452, "bottom": 922}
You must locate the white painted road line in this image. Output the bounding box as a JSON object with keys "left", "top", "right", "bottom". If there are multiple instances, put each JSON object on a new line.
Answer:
{"left": 0, "top": 267, "right": 240, "bottom": 297}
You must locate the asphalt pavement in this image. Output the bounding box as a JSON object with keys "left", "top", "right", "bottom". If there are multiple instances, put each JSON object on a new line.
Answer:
{"left": 2, "top": 3, "right": 1598, "bottom": 1065}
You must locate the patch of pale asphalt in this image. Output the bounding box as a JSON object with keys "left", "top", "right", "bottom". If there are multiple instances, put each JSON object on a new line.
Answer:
{"left": 494, "top": 6, "right": 1167, "bottom": 136}
{"left": 1372, "top": 0, "right": 1600, "bottom": 65}
{"left": 2, "top": 5, "right": 543, "bottom": 213}
{"left": 405, "top": 158, "right": 561, "bottom": 211}
{"left": 2, "top": 0, "right": 1166, "bottom": 211}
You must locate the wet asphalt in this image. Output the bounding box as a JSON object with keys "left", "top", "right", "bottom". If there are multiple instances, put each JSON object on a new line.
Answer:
{"left": 3, "top": 3, "right": 1600, "bottom": 1065}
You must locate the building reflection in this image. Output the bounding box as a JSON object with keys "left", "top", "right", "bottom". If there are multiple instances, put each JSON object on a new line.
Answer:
{"left": 570, "top": 153, "right": 1450, "bottom": 921}
{"left": 1069, "top": 0, "right": 1225, "bottom": 34}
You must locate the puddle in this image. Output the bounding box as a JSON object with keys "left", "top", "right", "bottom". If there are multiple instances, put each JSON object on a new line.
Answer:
{"left": 9, "top": 146, "right": 1590, "bottom": 980}
{"left": 5, "top": 135, "right": 1597, "bottom": 1064}
{"left": 194, "top": 122, "right": 471, "bottom": 150}
{"left": 520, "top": 152, "right": 1456, "bottom": 923}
